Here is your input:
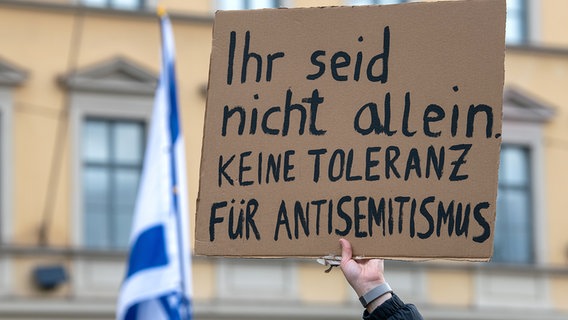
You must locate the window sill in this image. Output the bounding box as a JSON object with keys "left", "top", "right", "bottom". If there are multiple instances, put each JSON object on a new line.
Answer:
{"left": 0, "top": 244, "right": 127, "bottom": 259}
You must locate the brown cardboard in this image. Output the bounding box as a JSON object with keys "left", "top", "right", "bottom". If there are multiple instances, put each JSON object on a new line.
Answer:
{"left": 195, "top": 0, "right": 506, "bottom": 260}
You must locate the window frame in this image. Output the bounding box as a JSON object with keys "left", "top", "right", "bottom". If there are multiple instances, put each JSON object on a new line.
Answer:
{"left": 0, "top": 87, "right": 13, "bottom": 246}
{"left": 506, "top": 0, "right": 529, "bottom": 45}
{"left": 215, "top": 0, "right": 281, "bottom": 10}
{"left": 81, "top": 116, "right": 147, "bottom": 250}
{"left": 0, "top": 58, "right": 26, "bottom": 297}
{"left": 0, "top": 58, "right": 25, "bottom": 246}
{"left": 61, "top": 57, "right": 156, "bottom": 298}
{"left": 497, "top": 120, "right": 547, "bottom": 265}
{"left": 493, "top": 143, "right": 535, "bottom": 264}
{"left": 0, "top": 88, "right": 13, "bottom": 298}
{"left": 487, "top": 88, "right": 554, "bottom": 266}
{"left": 474, "top": 90, "right": 553, "bottom": 309}
{"left": 80, "top": 0, "right": 146, "bottom": 10}
{"left": 70, "top": 92, "right": 152, "bottom": 250}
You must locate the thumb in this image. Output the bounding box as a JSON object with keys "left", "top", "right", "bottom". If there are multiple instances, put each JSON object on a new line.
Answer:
{"left": 339, "top": 238, "right": 353, "bottom": 263}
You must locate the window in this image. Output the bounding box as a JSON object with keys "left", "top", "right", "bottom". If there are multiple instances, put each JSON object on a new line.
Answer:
{"left": 82, "top": 118, "right": 145, "bottom": 249}
{"left": 217, "top": 0, "right": 280, "bottom": 10}
{"left": 0, "top": 58, "right": 25, "bottom": 296}
{"left": 493, "top": 144, "right": 533, "bottom": 264}
{"left": 488, "top": 88, "right": 554, "bottom": 265}
{"left": 63, "top": 57, "right": 156, "bottom": 253}
{"left": 0, "top": 58, "right": 25, "bottom": 245}
{"left": 81, "top": 0, "right": 145, "bottom": 10}
{"left": 348, "top": 0, "right": 408, "bottom": 5}
{"left": 60, "top": 57, "right": 155, "bottom": 298}
{"left": 0, "top": 111, "right": 2, "bottom": 234}
{"left": 506, "top": 0, "right": 528, "bottom": 44}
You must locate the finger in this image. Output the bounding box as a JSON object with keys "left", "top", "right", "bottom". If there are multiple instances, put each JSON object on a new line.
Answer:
{"left": 339, "top": 238, "right": 352, "bottom": 263}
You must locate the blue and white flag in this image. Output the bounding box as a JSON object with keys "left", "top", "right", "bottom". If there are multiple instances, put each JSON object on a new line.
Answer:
{"left": 116, "top": 13, "right": 192, "bottom": 320}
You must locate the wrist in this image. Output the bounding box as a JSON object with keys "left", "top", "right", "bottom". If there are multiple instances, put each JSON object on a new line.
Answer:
{"left": 365, "top": 292, "right": 392, "bottom": 313}
{"left": 355, "top": 281, "right": 384, "bottom": 297}
{"left": 358, "top": 282, "right": 393, "bottom": 312}
{"left": 353, "top": 278, "right": 386, "bottom": 297}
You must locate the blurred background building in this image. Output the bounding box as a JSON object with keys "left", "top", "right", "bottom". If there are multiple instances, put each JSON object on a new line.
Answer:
{"left": 0, "top": 0, "right": 567, "bottom": 319}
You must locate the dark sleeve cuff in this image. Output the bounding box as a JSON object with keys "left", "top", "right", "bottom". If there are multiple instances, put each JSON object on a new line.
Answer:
{"left": 362, "top": 294, "right": 423, "bottom": 320}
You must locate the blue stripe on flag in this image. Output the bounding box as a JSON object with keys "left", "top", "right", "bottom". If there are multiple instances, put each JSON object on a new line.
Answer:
{"left": 163, "top": 15, "right": 179, "bottom": 145}
{"left": 126, "top": 225, "right": 168, "bottom": 278}
{"left": 124, "top": 303, "right": 139, "bottom": 320}
{"left": 167, "top": 62, "right": 179, "bottom": 144}
{"left": 159, "top": 294, "right": 181, "bottom": 320}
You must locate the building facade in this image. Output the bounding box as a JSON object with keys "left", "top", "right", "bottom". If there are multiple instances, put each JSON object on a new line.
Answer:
{"left": 0, "top": 0, "right": 567, "bottom": 319}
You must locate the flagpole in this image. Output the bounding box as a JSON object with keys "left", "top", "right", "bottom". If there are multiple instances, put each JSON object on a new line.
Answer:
{"left": 116, "top": 8, "right": 192, "bottom": 319}
{"left": 158, "top": 8, "right": 191, "bottom": 318}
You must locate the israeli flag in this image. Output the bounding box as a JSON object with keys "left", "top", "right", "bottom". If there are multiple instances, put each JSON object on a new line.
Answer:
{"left": 116, "top": 14, "right": 192, "bottom": 320}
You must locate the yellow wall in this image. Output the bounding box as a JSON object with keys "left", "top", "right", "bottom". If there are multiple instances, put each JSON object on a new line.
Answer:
{"left": 0, "top": 7, "right": 73, "bottom": 246}
{"left": 192, "top": 259, "right": 216, "bottom": 299}
{"left": 159, "top": 0, "right": 212, "bottom": 14}
{"left": 298, "top": 262, "right": 347, "bottom": 303}
{"left": 540, "top": 0, "right": 568, "bottom": 47}
{"left": 427, "top": 269, "right": 473, "bottom": 306}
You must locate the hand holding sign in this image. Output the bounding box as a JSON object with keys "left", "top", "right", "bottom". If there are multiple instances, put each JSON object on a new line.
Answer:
{"left": 339, "top": 239, "right": 386, "bottom": 297}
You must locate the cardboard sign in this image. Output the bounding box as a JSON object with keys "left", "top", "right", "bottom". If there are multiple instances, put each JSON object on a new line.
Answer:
{"left": 195, "top": 0, "right": 506, "bottom": 260}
